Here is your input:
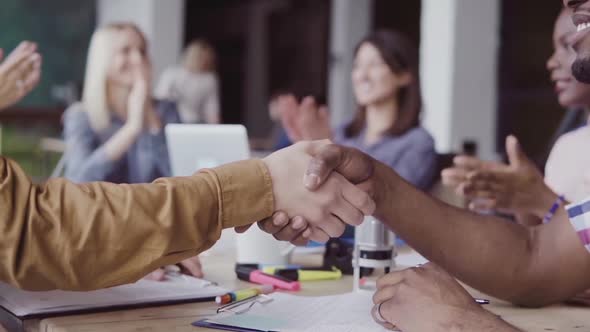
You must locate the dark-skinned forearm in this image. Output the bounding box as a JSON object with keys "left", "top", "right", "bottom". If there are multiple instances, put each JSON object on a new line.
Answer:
{"left": 372, "top": 161, "right": 545, "bottom": 304}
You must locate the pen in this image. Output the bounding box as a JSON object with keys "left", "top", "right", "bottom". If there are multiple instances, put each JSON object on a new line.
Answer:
{"left": 474, "top": 298, "right": 490, "bottom": 305}
{"left": 235, "top": 263, "right": 302, "bottom": 270}
{"left": 215, "top": 285, "right": 274, "bottom": 305}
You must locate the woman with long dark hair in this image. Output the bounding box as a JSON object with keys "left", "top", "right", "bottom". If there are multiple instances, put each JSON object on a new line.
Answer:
{"left": 281, "top": 29, "right": 436, "bottom": 190}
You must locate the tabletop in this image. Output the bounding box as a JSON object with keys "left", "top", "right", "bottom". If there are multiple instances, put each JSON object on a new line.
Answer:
{"left": 27, "top": 247, "right": 590, "bottom": 332}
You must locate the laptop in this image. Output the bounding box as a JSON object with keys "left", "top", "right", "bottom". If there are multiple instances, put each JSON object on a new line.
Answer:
{"left": 165, "top": 124, "right": 250, "bottom": 253}
{"left": 165, "top": 124, "right": 250, "bottom": 177}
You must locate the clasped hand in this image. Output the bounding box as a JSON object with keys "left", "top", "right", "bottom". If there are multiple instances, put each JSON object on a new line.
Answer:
{"left": 237, "top": 141, "right": 377, "bottom": 244}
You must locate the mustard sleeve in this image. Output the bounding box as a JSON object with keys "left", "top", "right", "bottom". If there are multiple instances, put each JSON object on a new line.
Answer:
{"left": 0, "top": 157, "right": 273, "bottom": 291}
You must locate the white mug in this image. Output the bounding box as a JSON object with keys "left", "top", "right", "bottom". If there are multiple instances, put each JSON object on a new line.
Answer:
{"left": 236, "top": 225, "right": 293, "bottom": 265}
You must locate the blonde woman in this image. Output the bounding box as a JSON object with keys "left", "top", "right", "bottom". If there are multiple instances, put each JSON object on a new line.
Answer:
{"left": 155, "top": 39, "right": 220, "bottom": 124}
{"left": 63, "top": 23, "right": 202, "bottom": 280}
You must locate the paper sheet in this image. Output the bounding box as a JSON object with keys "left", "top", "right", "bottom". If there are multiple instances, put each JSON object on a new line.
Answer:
{"left": 0, "top": 275, "right": 227, "bottom": 317}
{"left": 204, "top": 291, "right": 390, "bottom": 332}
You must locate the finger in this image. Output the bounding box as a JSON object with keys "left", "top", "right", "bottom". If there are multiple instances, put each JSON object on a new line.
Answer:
{"left": 463, "top": 189, "right": 496, "bottom": 201}
{"left": 453, "top": 155, "right": 483, "bottom": 171}
{"left": 271, "top": 216, "right": 309, "bottom": 242}
{"left": 0, "top": 49, "right": 4, "bottom": 62}
{"left": 373, "top": 284, "right": 401, "bottom": 305}
{"left": 23, "top": 54, "right": 41, "bottom": 86}
{"left": 318, "top": 214, "right": 346, "bottom": 238}
{"left": 180, "top": 257, "right": 204, "bottom": 278}
{"left": 278, "top": 94, "right": 303, "bottom": 142}
{"left": 505, "top": 135, "right": 527, "bottom": 168}
{"left": 462, "top": 178, "right": 504, "bottom": 194}
{"left": 290, "top": 227, "right": 312, "bottom": 246}
{"left": 235, "top": 224, "right": 252, "bottom": 233}
{"left": 144, "top": 268, "right": 166, "bottom": 281}
{"left": 0, "top": 43, "right": 36, "bottom": 75}
{"left": 371, "top": 301, "right": 398, "bottom": 330}
{"left": 15, "top": 54, "right": 41, "bottom": 98}
{"left": 441, "top": 168, "right": 469, "bottom": 186}
{"left": 308, "top": 226, "right": 331, "bottom": 243}
{"left": 338, "top": 183, "right": 374, "bottom": 221}
{"left": 305, "top": 144, "right": 374, "bottom": 190}
{"left": 468, "top": 198, "right": 497, "bottom": 211}
{"left": 376, "top": 270, "right": 406, "bottom": 290}
{"left": 466, "top": 170, "right": 497, "bottom": 183}
{"left": 300, "top": 96, "right": 320, "bottom": 123}
{"left": 257, "top": 211, "right": 290, "bottom": 234}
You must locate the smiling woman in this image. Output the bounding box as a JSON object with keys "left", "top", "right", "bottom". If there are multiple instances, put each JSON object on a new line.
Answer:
{"left": 280, "top": 29, "right": 437, "bottom": 192}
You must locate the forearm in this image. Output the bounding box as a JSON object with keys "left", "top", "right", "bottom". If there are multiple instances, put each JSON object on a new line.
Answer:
{"left": 0, "top": 157, "right": 273, "bottom": 291}
{"left": 102, "top": 123, "right": 141, "bottom": 160}
{"left": 373, "top": 162, "right": 539, "bottom": 303}
{"left": 448, "top": 309, "right": 521, "bottom": 332}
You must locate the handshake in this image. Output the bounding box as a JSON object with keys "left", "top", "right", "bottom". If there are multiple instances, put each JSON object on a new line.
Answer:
{"left": 238, "top": 140, "right": 379, "bottom": 244}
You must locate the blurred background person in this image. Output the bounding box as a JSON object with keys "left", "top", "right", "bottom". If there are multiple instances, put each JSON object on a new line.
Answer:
{"left": 442, "top": 8, "right": 590, "bottom": 226}
{"left": 155, "top": 39, "right": 220, "bottom": 124}
{"left": 61, "top": 22, "right": 202, "bottom": 280}
{"left": 280, "top": 29, "right": 436, "bottom": 191}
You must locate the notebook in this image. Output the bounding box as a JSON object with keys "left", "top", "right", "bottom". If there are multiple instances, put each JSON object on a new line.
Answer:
{"left": 193, "top": 291, "right": 390, "bottom": 332}
{"left": 0, "top": 273, "right": 227, "bottom": 319}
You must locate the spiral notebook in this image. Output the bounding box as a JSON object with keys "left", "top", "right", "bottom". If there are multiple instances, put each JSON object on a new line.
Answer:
{"left": 193, "top": 291, "right": 389, "bottom": 332}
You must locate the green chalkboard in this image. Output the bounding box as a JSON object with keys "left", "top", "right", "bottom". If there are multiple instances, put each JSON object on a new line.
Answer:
{"left": 0, "top": 0, "right": 95, "bottom": 106}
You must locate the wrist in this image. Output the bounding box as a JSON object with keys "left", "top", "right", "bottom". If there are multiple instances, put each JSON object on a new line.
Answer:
{"left": 448, "top": 307, "right": 516, "bottom": 332}
{"left": 372, "top": 160, "right": 399, "bottom": 218}
{"left": 123, "top": 121, "right": 143, "bottom": 136}
{"left": 533, "top": 189, "right": 560, "bottom": 219}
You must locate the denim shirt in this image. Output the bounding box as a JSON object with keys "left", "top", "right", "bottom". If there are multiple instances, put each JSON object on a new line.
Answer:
{"left": 334, "top": 125, "right": 437, "bottom": 190}
{"left": 63, "top": 100, "right": 181, "bottom": 184}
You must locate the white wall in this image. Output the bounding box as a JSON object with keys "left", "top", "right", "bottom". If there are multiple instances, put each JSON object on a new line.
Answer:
{"left": 97, "top": 0, "right": 184, "bottom": 80}
{"left": 421, "top": 0, "right": 500, "bottom": 160}
{"left": 328, "top": 0, "right": 373, "bottom": 127}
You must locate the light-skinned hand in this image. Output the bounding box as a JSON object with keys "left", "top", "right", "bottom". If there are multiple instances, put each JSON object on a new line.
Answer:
{"left": 279, "top": 94, "right": 332, "bottom": 142}
{"left": 0, "top": 41, "right": 42, "bottom": 110}
{"left": 262, "top": 141, "right": 376, "bottom": 243}
{"left": 144, "top": 256, "right": 203, "bottom": 281}
{"left": 262, "top": 144, "right": 378, "bottom": 237}
{"left": 235, "top": 211, "right": 312, "bottom": 246}
{"left": 126, "top": 57, "right": 155, "bottom": 132}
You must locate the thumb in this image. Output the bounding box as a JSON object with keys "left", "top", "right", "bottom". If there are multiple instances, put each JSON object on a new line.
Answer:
{"left": 0, "top": 49, "right": 4, "bottom": 63}
{"left": 506, "top": 135, "right": 526, "bottom": 168}
{"left": 304, "top": 143, "right": 374, "bottom": 190}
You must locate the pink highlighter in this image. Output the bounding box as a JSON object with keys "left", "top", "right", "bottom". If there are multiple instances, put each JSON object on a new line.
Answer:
{"left": 236, "top": 266, "right": 301, "bottom": 291}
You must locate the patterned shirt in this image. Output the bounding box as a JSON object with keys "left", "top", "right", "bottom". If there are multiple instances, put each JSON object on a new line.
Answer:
{"left": 567, "top": 198, "right": 590, "bottom": 251}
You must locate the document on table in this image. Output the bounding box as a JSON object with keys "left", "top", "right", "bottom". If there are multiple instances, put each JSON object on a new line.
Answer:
{"left": 0, "top": 274, "right": 227, "bottom": 317}
{"left": 195, "top": 290, "right": 390, "bottom": 332}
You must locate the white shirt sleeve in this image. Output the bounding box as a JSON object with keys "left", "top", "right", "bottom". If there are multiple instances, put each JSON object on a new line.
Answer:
{"left": 154, "top": 68, "right": 176, "bottom": 100}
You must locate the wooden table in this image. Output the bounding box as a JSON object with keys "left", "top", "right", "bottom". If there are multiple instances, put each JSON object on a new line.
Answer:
{"left": 27, "top": 248, "right": 590, "bottom": 332}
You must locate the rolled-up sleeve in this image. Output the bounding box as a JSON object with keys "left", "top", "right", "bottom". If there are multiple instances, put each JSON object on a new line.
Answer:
{"left": 63, "top": 106, "right": 117, "bottom": 182}
{"left": 0, "top": 157, "right": 273, "bottom": 291}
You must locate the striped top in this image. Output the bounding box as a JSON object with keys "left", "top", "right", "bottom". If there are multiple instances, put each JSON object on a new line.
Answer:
{"left": 566, "top": 198, "right": 590, "bottom": 250}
